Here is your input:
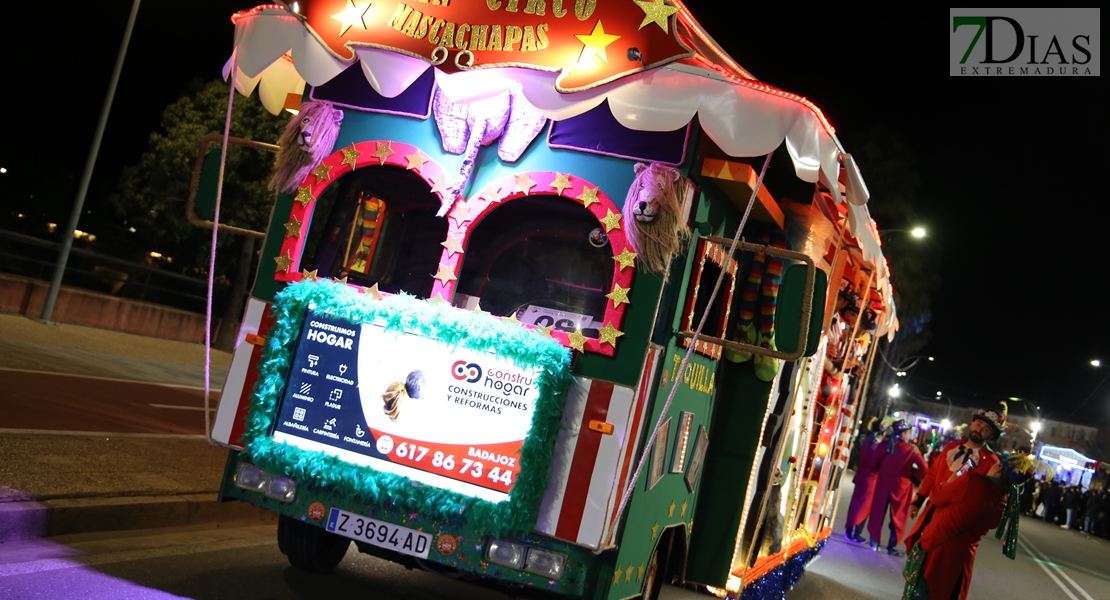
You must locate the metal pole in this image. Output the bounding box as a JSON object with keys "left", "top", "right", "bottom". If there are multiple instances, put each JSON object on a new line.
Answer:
{"left": 41, "top": 0, "right": 142, "bottom": 322}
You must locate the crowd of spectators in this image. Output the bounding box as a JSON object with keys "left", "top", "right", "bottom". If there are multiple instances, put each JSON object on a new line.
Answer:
{"left": 1024, "top": 480, "right": 1110, "bottom": 536}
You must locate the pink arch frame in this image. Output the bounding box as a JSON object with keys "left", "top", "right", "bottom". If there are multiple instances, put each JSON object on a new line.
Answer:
{"left": 271, "top": 145, "right": 635, "bottom": 356}
{"left": 272, "top": 139, "right": 451, "bottom": 282}
{"left": 433, "top": 171, "right": 634, "bottom": 357}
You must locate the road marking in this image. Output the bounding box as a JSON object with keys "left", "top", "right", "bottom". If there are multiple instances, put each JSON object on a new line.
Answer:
{"left": 148, "top": 404, "right": 215, "bottom": 411}
{"left": 0, "top": 535, "right": 272, "bottom": 578}
{"left": 0, "top": 428, "right": 206, "bottom": 439}
{"left": 1018, "top": 534, "right": 1094, "bottom": 600}
{"left": 0, "top": 367, "right": 222, "bottom": 392}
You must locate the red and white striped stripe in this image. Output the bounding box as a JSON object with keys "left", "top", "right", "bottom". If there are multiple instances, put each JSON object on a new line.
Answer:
{"left": 536, "top": 348, "right": 660, "bottom": 549}
{"left": 832, "top": 403, "right": 856, "bottom": 467}
{"left": 211, "top": 298, "right": 274, "bottom": 448}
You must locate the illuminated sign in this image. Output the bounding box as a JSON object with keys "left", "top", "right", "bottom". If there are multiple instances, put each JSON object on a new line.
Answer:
{"left": 273, "top": 310, "right": 542, "bottom": 501}
{"left": 1037, "top": 444, "right": 1096, "bottom": 472}
{"left": 295, "top": 0, "right": 692, "bottom": 91}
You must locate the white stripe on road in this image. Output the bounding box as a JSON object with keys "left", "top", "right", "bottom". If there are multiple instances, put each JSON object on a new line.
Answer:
{"left": 148, "top": 404, "right": 215, "bottom": 411}
{"left": 0, "top": 428, "right": 205, "bottom": 439}
{"left": 1017, "top": 534, "right": 1094, "bottom": 600}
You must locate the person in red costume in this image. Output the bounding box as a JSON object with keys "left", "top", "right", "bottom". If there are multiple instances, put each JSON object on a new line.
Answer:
{"left": 868, "top": 419, "right": 928, "bottom": 555}
{"left": 844, "top": 419, "right": 886, "bottom": 543}
{"left": 903, "top": 405, "right": 1008, "bottom": 600}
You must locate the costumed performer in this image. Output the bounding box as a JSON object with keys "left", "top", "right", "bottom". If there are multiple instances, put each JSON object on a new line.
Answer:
{"left": 844, "top": 418, "right": 887, "bottom": 543}
{"left": 902, "top": 404, "right": 1008, "bottom": 600}
{"left": 868, "top": 419, "right": 927, "bottom": 555}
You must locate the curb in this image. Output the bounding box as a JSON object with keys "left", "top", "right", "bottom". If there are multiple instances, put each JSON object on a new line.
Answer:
{"left": 0, "top": 493, "right": 277, "bottom": 542}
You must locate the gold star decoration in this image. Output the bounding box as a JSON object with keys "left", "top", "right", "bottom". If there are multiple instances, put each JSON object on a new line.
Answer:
{"left": 668, "top": 499, "right": 676, "bottom": 518}
{"left": 295, "top": 185, "right": 314, "bottom": 207}
{"left": 341, "top": 144, "right": 362, "bottom": 169}
{"left": 502, "top": 313, "right": 520, "bottom": 324}
{"left": 514, "top": 173, "right": 537, "bottom": 195}
{"left": 300, "top": 268, "right": 318, "bottom": 281}
{"left": 428, "top": 294, "right": 448, "bottom": 306}
{"left": 405, "top": 149, "right": 428, "bottom": 172}
{"left": 577, "top": 185, "right": 600, "bottom": 208}
{"left": 637, "top": 562, "right": 645, "bottom": 582}
{"left": 370, "top": 141, "right": 393, "bottom": 165}
{"left": 567, "top": 329, "right": 588, "bottom": 352}
{"left": 331, "top": 0, "right": 371, "bottom": 36}
{"left": 333, "top": 275, "right": 349, "bottom": 285}
{"left": 283, "top": 216, "right": 303, "bottom": 239}
{"left": 650, "top": 520, "right": 659, "bottom": 541}
{"left": 472, "top": 302, "right": 490, "bottom": 317}
{"left": 274, "top": 251, "right": 294, "bottom": 273}
{"left": 625, "top": 562, "right": 634, "bottom": 583}
{"left": 534, "top": 324, "right": 554, "bottom": 337}
{"left": 612, "top": 564, "right": 623, "bottom": 586}
{"left": 363, "top": 283, "right": 384, "bottom": 300}
{"left": 449, "top": 202, "right": 472, "bottom": 224}
{"left": 550, "top": 172, "right": 573, "bottom": 195}
{"left": 575, "top": 20, "right": 621, "bottom": 64}
{"left": 606, "top": 283, "right": 630, "bottom": 307}
{"left": 429, "top": 174, "right": 451, "bottom": 196}
{"left": 434, "top": 263, "right": 457, "bottom": 285}
{"left": 634, "top": 0, "right": 678, "bottom": 33}
{"left": 598, "top": 323, "right": 624, "bottom": 347}
{"left": 600, "top": 209, "right": 622, "bottom": 232}
{"left": 441, "top": 234, "right": 465, "bottom": 257}
{"left": 681, "top": 498, "right": 688, "bottom": 517}
{"left": 613, "top": 248, "right": 637, "bottom": 271}
{"left": 311, "top": 163, "right": 332, "bottom": 182}
{"left": 479, "top": 181, "right": 503, "bottom": 204}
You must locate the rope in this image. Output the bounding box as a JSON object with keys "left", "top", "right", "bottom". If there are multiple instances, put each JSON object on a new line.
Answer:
{"left": 204, "top": 52, "right": 237, "bottom": 445}
{"left": 608, "top": 150, "right": 774, "bottom": 537}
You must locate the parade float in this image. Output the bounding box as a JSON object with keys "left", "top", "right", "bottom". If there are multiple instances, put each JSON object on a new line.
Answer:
{"left": 204, "top": 2, "right": 898, "bottom": 598}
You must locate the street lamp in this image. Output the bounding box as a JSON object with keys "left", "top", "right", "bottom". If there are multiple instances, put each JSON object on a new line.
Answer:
{"left": 940, "top": 419, "right": 951, "bottom": 432}
{"left": 1092, "top": 359, "right": 1102, "bottom": 368}
{"left": 911, "top": 227, "right": 927, "bottom": 238}
{"left": 889, "top": 384, "right": 901, "bottom": 398}
{"left": 881, "top": 227, "right": 928, "bottom": 240}
{"left": 1031, "top": 421, "right": 1042, "bottom": 444}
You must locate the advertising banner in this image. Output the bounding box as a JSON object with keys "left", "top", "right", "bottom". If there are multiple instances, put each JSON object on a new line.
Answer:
{"left": 273, "top": 310, "right": 542, "bottom": 501}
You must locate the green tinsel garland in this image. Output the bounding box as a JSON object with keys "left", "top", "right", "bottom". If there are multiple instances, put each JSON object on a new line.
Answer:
{"left": 240, "top": 280, "right": 575, "bottom": 535}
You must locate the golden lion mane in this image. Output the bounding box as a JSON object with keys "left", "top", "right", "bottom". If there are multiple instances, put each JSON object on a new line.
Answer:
{"left": 621, "top": 162, "right": 691, "bottom": 277}
{"left": 268, "top": 100, "right": 343, "bottom": 194}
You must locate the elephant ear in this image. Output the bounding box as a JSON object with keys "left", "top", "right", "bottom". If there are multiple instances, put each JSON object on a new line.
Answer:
{"left": 497, "top": 84, "right": 548, "bottom": 163}
{"left": 433, "top": 89, "right": 471, "bottom": 155}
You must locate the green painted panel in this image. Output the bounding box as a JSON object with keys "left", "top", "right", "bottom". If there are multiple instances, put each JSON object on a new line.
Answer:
{"left": 775, "top": 265, "right": 828, "bottom": 357}
{"left": 603, "top": 341, "right": 715, "bottom": 599}
{"left": 685, "top": 361, "right": 773, "bottom": 587}
{"left": 194, "top": 150, "right": 222, "bottom": 221}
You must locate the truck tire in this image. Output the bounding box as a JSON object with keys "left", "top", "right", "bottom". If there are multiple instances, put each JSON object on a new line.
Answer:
{"left": 278, "top": 514, "right": 350, "bottom": 573}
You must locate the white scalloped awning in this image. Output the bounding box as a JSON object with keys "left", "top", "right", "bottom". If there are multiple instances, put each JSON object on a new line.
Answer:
{"left": 223, "top": 6, "right": 894, "bottom": 329}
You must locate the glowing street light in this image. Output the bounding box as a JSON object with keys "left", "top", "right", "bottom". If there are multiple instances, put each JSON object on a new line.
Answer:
{"left": 940, "top": 419, "right": 951, "bottom": 431}
{"left": 911, "top": 227, "right": 927, "bottom": 238}
{"left": 1031, "top": 421, "right": 1042, "bottom": 443}
{"left": 1092, "top": 359, "right": 1102, "bottom": 368}
{"left": 889, "top": 384, "right": 901, "bottom": 398}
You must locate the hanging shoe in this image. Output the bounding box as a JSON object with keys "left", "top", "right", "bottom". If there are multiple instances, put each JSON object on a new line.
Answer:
{"left": 724, "top": 322, "right": 756, "bottom": 363}
{"left": 753, "top": 331, "right": 781, "bottom": 382}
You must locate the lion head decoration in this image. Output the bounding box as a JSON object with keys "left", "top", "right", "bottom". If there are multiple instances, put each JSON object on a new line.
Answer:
{"left": 621, "top": 162, "right": 692, "bottom": 276}
{"left": 268, "top": 100, "right": 344, "bottom": 194}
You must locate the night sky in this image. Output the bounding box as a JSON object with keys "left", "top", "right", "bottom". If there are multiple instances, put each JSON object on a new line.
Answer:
{"left": 2, "top": 4, "right": 1105, "bottom": 424}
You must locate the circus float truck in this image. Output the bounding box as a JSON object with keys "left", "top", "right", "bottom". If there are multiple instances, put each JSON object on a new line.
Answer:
{"left": 204, "top": 2, "right": 897, "bottom": 598}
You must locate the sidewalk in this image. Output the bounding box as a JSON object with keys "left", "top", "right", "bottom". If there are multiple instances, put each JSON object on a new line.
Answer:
{"left": 0, "top": 313, "right": 274, "bottom": 542}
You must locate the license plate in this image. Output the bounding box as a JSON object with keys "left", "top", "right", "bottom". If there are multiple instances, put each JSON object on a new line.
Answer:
{"left": 325, "top": 507, "right": 432, "bottom": 558}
